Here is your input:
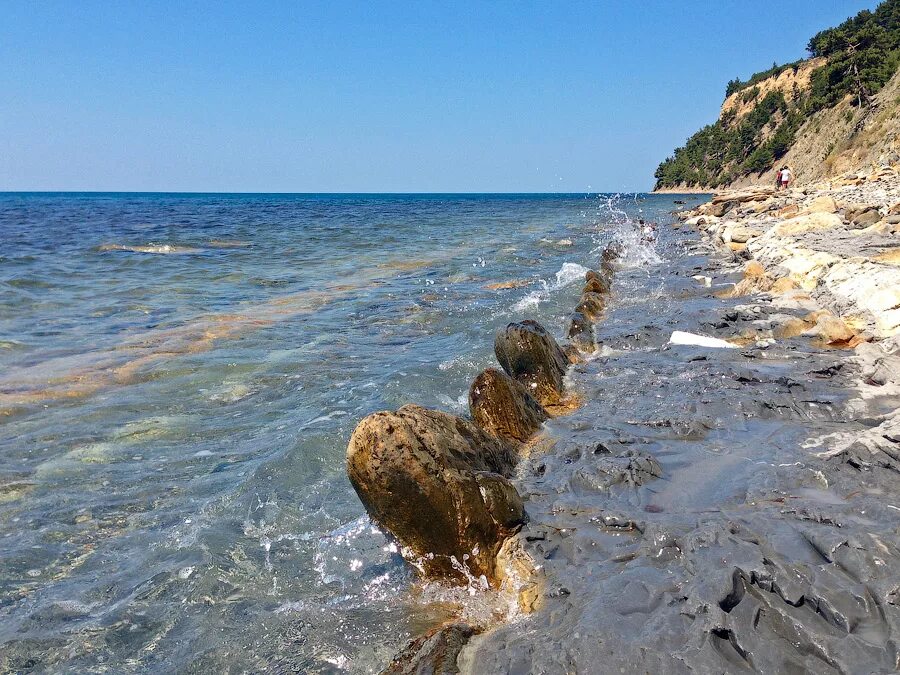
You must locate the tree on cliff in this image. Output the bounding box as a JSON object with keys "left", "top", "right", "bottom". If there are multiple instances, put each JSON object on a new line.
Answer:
{"left": 655, "top": 0, "right": 900, "bottom": 190}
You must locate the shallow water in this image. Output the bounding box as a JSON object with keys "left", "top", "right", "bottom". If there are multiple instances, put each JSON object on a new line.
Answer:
{"left": 6, "top": 193, "right": 895, "bottom": 673}
{"left": 0, "top": 192, "right": 699, "bottom": 672}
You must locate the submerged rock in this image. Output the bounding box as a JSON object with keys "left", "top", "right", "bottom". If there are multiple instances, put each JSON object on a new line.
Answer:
{"left": 575, "top": 292, "right": 605, "bottom": 321}
{"left": 384, "top": 623, "right": 479, "bottom": 675}
{"left": 469, "top": 368, "right": 549, "bottom": 442}
{"left": 347, "top": 404, "right": 525, "bottom": 582}
{"left": 583, "top": 274, "right": 610, "bottom": 294}
{"left": 494, "top": 320, "right": 569, "bottom": 407}
{"left": 567, "top": 311, "right": 595, "bottom": 353}
{"left": 601, "top": 242, "right": 623, "bottom": 261}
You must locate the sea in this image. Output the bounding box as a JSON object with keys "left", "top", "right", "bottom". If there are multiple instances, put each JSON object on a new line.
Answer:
{"left": 4, "top": 192, "right": 899, "bottom": 673}
{"left": 0, "top": 193, "right": 694, "bottom": 672}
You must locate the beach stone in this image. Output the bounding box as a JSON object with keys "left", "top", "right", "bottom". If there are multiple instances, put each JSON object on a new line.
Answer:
{"left": 585, "top": 269, "right": 611, "bottom": 288}
{"left": 575, "top": 292, "right": 605, "bottom": 321}
{"left": 773, "top": 212, "right": 843, "bottom": 236}
{"left": 469, "top": 368, "right": 548, "bottom": 443}
{"left": 728, "top": 226, "right": 762, "bottom": 244}
{"left": 384, "top": 623, "right": 479, "bottom": 675}
{"left": 777, "top": 204, "right": 800, "bottom": 218}
{"left": 885, "top": 215, "right": 900, "bottom": 225}
{"left": 494, "top": 320, "right": 569, "bottom": 407}
{"left": 709, "top": 200, "right": 738, "bottom": 218}
{"left": 346, "top": 404, "right": 524, "bottom": 583}
{"left": 805, "top": 311, "right": 856, "bottom": 345}
{"left": 803, "top": 195, "right": 838, "bottom": 214}
{"left": 851, "top": 208, "right": 882, "bottom": 228}
{"left": 567, "top": 311, "right": 595, "bottom": 353}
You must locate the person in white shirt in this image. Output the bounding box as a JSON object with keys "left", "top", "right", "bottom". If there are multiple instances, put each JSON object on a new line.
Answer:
{"left": 779, "top": 166, "right": 793, "bottom": 189}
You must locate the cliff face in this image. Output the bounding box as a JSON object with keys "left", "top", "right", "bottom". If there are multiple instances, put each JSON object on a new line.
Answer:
{"left": 719, "top": 58, "right": 825, "bottom": 122}
{"left": 654, "top": 0, "right": 900, "bottom": 192}
{"left": 725, "top": 66, "right": 900, "bottom": 189}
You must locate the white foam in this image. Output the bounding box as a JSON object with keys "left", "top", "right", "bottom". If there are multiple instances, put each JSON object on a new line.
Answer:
{"left": 512, "top": 262, "right": 589, "bottom": 312}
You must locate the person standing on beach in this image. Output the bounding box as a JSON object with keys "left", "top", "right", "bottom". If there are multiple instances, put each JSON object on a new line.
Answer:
{"left": 779, "top": 166, "right": 792, "bottom": 190}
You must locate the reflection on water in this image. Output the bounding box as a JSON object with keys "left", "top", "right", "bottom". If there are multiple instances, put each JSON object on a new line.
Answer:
{"left": 0, "top": 193, "right": 688, "bottom": 672}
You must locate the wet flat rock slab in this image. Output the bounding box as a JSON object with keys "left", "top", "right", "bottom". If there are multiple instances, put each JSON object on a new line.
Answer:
{"left": 463, "top": 231, "right": 900, "bottom": 673}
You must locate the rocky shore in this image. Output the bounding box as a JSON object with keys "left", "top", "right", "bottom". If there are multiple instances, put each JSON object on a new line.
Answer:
{"left": 675, "top": 166, "right": 900, "bottom": 342}
{"left": 344, "top": 174, "right": 900, "bottom": 673}
{"left": 346, "top": 246, "right": 622, "bottom": 671}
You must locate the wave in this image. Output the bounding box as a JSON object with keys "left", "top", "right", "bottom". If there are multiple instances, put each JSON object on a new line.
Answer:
{"left": 98, "top": 243, "right": 203, "bottom": 255}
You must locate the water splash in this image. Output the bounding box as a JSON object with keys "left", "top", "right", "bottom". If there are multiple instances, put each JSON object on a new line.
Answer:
{"left": 588, "top": 193, "right": 664, "bottom": 267}
{"left": 513, "top": 262, "right": 591, "bottom": 312}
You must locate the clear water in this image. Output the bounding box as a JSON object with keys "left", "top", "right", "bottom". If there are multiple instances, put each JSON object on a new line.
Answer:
{"left": 0, "top": 193, "right": 698, "bottom": 672}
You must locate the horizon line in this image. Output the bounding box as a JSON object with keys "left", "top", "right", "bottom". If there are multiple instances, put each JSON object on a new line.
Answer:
{"left": 0, "top": 189, "right": 706, "bottom": 196}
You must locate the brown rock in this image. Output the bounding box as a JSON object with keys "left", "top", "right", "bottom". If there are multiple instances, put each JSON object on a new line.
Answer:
{"left": 567, "top": 311, "right": 595, "bottom": 353}
{"left": 384, "top": 623, "right": 479, "bottom": 675}
{"left": 483, "top": 279, "right": 531, "bottom": 291}
{"left": 851, "top": 208, "right": 883, "bottom": 228}
{"left": 744, "top": 260, "right": 767, "bottom": 278}
{"left": 583, "top": 274, "right": 610, "bottom": 294}
{"left": 494, "top": 320, "right": 569, "bottom": 407}
{"left": 346, "top": 404, "right": 525, "bottom": 582}
{"left": 805, "top": 311, "right": 856, "bottom": 345}
{"left": 709, "top": 200, "right": 738, "bottom": 218}
{"left": 469, "top": 368, "right": 548, "bottom": 443}
{"left": 803, "top": 195, "right": 838, "bottom": 214}
{"left": 777, "top": 204, "right": 800, "bottom": 218}
{"left": 770, "top": 277, "right": 798, "bottom": 293}
{"left": 575, "top": 292, "right": 605, "bottom": 321}
{"left": 774, "top": 316, "right": 811, "bottom": 339}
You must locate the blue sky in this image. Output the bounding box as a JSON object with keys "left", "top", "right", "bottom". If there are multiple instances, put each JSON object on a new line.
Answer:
{"left": 0, "top": 1, "right": 880, "bottom": 192}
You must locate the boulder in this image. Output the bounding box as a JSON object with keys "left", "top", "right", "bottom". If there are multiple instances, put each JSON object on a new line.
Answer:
{"left": 805, "top": 311, "right": 856, "bottom": 345}
{"left": 494, "top": 320, "right": 569, "bottom": 407}
{"left": 709, "top": 200, "right": 738, "bottom": 218}
{"left": 385, "top": 623, "right": 479, "bottom": 675}
{"left": 601, "top": 243, "right": 622, "bottom": 262}
{"left": 803, "top": 195, "right": 838, "bottom": 214}
{"left": 585, "top": 269, "right": 611, "bottom": 287}
{"left": 729, "top": 226, "right": 763, "bottom": 244}
{"left": 773, "top": 212, "right": 843, "bottom": 236}
{"left": 346, "top": 404, "right": 525, "bottom": 583}
{"left": 851, "top": 208, "right": 883, "bottom": 228}
{"left": 777, "top": 204, "right": 800, "bottom": 218}
{"left": 575, "top": 292, "right": 605, "bottom": 321}
{"left": 469, "top": 368, "right": 548, "bottom": 443}
{"left": 583, "top": 275, "right": 610, "bottom": 294}
{"left": 567, "top": 311, "right": 595, "bottom": 353}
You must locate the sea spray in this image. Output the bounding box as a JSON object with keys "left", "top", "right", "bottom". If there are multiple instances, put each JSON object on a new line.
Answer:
{"left": 512, "top": 262, "right": 590, "bottom": 312}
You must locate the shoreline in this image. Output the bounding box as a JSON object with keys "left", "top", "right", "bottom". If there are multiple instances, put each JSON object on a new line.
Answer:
{"left": 673, "top": 168, "right": 900, "bottom": 341}
{"left": 367, "top": 179, "right": 900, "bottom": 672}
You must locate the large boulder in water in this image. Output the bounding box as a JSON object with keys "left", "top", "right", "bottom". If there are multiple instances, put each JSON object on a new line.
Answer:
{"left": 346, "top": 404, "right": 525, "bottom": 583}
{"left": 567, "top": 311, "right": 595, "bottom": 353}
{"left": 583, "top": 273, "right": 610, "bottom": 295}
{"left": 469, "top": 368, "right": 548, "bottom": 443}
{"left": 602, "top": 242, "right": 623, "bottom": 260}
{"left": 494, "top": 320, "right": 569, "bottom": 407}
{"left": 575, "top": 292, "right": 605, "bottom": 321}
{"left": 384, "top": 623, "right": 479, "bottom": 675}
